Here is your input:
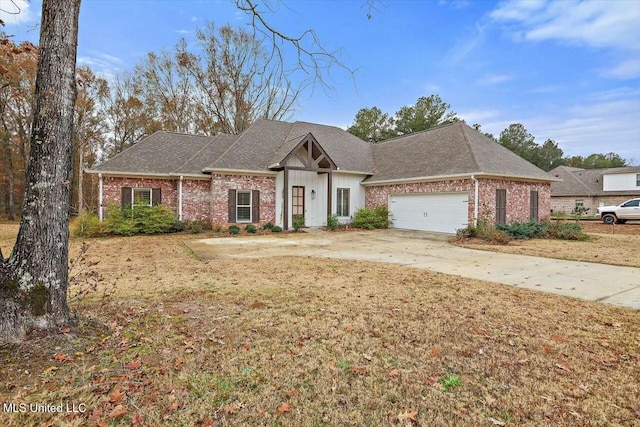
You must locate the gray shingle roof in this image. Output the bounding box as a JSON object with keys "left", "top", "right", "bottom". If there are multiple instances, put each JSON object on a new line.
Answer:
{"left": 207, "top": 119, "right": 374, "bottom": 173}
{"left": 549, "top": 165, "right": 640, "bottom": 196}
{"left": 365, "top": 122, "right": 557, "bottom": 183}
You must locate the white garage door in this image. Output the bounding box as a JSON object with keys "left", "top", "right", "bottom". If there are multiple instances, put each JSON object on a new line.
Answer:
{"left": 389, "top": 193, "right": 469, "bottom": 233}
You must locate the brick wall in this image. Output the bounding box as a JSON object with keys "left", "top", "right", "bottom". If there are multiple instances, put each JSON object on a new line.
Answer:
{"left": 365, "top": 178, "right": 551, "bottom": 224}
{"left": 210, "top": 174, "right": 276, "bottom": 225}
{"left": 478, "top": 179, "right": 551, "bottom": 223}
{"left": 102, "top": 177, "right": 179, "bottom": 215}
{"left": 182, "top": 179, "right": 211, "bottom": 221}
{"left": 551, "top": 195, "right": 636, "bottom": 216}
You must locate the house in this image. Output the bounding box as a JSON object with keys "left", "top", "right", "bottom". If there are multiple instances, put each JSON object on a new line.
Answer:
{"left": 87, "top": 119, "right": 557, "bottom": 233}
{"left": 549, "top": 166, "right": 640, "bottom": 215}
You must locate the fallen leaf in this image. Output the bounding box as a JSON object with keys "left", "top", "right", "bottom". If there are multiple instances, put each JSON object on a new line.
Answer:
{"left": 555, "top": 363, "right": 569, "bottom": 371}
{"left": 109, "top": 375, "right": 127, "bottom": 382}
{"left": 173, "top": 357, "right": 185, "bottom": 369}
{"left": 388, "top": 369, "right": 400, "bottom": 378}
{"left": 223, "top": 405, "right": 237, "bottom": 414}
{"left": 488, "top": 417, "right": 506, "bottom": 426}
{"left": 397, "top": 410, "right": 418, "bottom": 422}
{"left": 108, "top": 405, "right": 127, "bottom": 419}
{"left": 53, "top": 353, "right": 72, "bottom": 362}
{"left": 42, "top": 366, "right": 59, "bottom": 375}
{"left": 170, "top": 401, "right": 184, "bottom": 411}
{"left": 133, "top": 412, "right": 144, "bottom": 424}
{"left": 241, "top": 342, "right": 251, "bottom": 351}
{"left": 110, "top": 389, "right": 125, "bottom": 404}
{"left": 430, "top": 347, "right": 441, "bottom": 357}
{"left": 551, "top": 334, "right": 569, "bottom": 343}
{"left": 60, "top": 327, "right": 71, "bottom": 334}
{"left": 276, "top": 402, "right": 290, "bottom": 415}
{"left": 126, "top": 359, "right": 142, "bottom": 370}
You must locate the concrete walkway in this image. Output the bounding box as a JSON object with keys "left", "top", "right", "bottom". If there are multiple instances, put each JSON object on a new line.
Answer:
{"left": 188, "top": 229, "right": 640, "bottom": 310}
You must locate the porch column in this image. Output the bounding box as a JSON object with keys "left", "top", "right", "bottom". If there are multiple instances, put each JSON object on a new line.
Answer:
{"left": 327, "top": 170, "right": 332, "bottom": 219}
{"left": 98, "top": 173, "right": 103, "bottom": 222}
{"left": 283, "top": 166, "right": 289, "bottom": 230}
{"left": 178, "top": 175, "right": 183, "bottom": 221}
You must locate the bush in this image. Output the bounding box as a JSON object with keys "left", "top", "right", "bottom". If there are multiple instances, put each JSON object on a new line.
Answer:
{"left": 352, "top": 206, "right": 390, "bottom": 229}
{"left": 245, "top": 224, "right": 257, "bottom": 233}
{"left": 456, "top": 221, "right": 512, "bottom": 245}
{"left": 187, "top": 219, "right": 211, "bottom": 234}
{"left": 228, "top": 224, "right": 240, "bottom": 235}
{"left": 170, "top": 220, "right": 186, "bottom": 233}
{"left": 548, "top": 221, "right": 590, "bottom": 241}
{"left": 326, "top": 213, "right": 339, "bottom": 230}
{"left": 103, "top": 204, "right": 177, "bottom": 236}
{"left": 211, "top": 222, "right": 224, "bottom": 232}
{"left": 497, "top": 220, "right": 549, "bottom": 239}
{"left": 292, "top": 214, "right": 305, "bottom": 231}
{"left": 262, "top": 222, "right": 274, "bottom": 230}
{"left": 72, "top": 212, "right": 106, "bottom": 237}
{"left": 271, "top": 225, "right": 282, "bottom": 233}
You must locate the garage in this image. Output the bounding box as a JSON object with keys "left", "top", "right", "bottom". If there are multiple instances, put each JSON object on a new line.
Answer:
{"left": 389, "top": 192, "right": 469, "bottom": 233}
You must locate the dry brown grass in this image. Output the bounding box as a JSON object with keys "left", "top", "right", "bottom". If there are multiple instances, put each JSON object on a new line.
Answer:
{"left": 0, "top": 228, "right": 639, "bottom": 426}
{"left": 454, "top": 221, "right": 640, "bottom": 268}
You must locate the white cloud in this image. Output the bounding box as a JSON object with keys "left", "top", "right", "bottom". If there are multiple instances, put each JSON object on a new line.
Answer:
{"left": 477, "top": 74, "right": 512, "bottom": 85}
{"left": 0, "top": 0, "right": 33, "bottom": 25}
{"left": 491, "top": 0, "right": 640, "bottom": 80}
{"left": 175, "top": 29, "right": 190, "bottom": 35}
{"left": 77, "top": 52, "right": 124, "bottom": 78}
{"left": 457, "top": 109, "right": 501, "bottom": 125}
{"left": 443, "top": 23, "right": 487, "bottom": 65}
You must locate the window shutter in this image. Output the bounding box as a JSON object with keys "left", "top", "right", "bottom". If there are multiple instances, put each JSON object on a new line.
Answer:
{"left": 152, "top": 188, "right": 162, "bottom": 206}
{"left": 530, "top": 190, "right": 539, "bottom": 221}
{"left": 252, "top": 190, "right": 260, "bottom": 223}
{"left": 495, "top": 189, "right": 507, "bottom": 225}
{"left": 121, "top": 187, "right": 132, "bottom": 207}
{"left": 228, "top": 189, "right": 237, "bottom": 223}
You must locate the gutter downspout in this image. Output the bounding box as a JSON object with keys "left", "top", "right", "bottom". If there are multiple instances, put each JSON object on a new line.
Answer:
{"left": 98, "top": 173, "right": 103, "bottom": 222}
{"left": 178, "top": 176, "right": 183, "bottom": 221}
{"left": 471, "top": 175, "right": 479, "bottom": 226}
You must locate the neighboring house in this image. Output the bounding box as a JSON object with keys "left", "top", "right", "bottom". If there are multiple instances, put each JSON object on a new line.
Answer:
{"left": 87, "top": 119, "right": 557, "bottom": 233}
{"left": 549, "top": 166, "right": 640, "bottom": 215}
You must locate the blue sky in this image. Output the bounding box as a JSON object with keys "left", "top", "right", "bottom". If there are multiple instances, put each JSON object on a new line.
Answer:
{"left": 2, "top": 0, "right": 639, "bottom": 160}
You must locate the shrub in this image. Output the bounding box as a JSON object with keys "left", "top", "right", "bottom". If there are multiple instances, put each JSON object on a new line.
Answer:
{"left": 456, "top": 221, "right": 511, "bottom": 245}
{"left": 211, "top": 222, "right": 224, "bottom": 232}
{"left": 105, "top": 205, "right": 137, "bottom": 236}
{"left": 187, "top": 219, "right": 211, "bottom": 234}
{"left": 72, "top": 212, "right": 105, "bottom": 237}
{"left": 170, "top": 220, "right": 186, "bottom": 233}
{"left": 292, "top": 214, "right": 305, "bottom": 231}
{"left": 548, "top": 221, "right": 589, "bottom": 241}
{"left": 262, "top": 221, "right": 274, "bottom": 230}
{"left": 103, "top": 204, "right": 177, "bottom": 236}
{"left": 228, "top": 224, "right": 240, "bottom": 235}
{"left": 352, "top": 206, "right": 390, "bottom": 229}
{"left": 245, "top": 224, "right": 257, "bottom": 233}
{"left": 326, "top": 213, "right": 339, "bottom": 230}
{"left": 497, "top": 220, "right": 549, "bottom": 239}
{"left": 271, "top": 225, "right": 282, "bottom": 233}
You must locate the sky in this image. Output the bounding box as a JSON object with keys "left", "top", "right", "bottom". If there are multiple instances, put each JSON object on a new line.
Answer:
{"left": 2, "top": 0, "right": 640, "bottom": 161}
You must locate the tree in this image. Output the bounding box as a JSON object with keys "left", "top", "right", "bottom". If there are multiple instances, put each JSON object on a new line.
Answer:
{"left": 176, "top": 22, "right": 300, "bottom": 135}
{"left": 582, "top": 153, "right": 627, "bottom": 169}
{"left": 0, "top": 0, "right": 81, "bottom": 342}
{"left": 498, "top": 123, "right": 538, "bottom": 164}
{"left": 395, "top": 94, "right": 458, "bottom": 135}
{"left": 533, "top": 139, "right": 564, "bottom": 171}
{"left": 72, "top": 67, "right": 108, "bottom": 213}
{"left": 0, "top": 38, "right": 37, "bottom": 220}
{"left": 347, "top": 106, "right": 396, "bottom": 142}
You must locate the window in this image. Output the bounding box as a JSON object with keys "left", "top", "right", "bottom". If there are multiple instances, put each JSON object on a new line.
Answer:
{"left": 575, "top": 199, "right": 584, "bottom": 208}
{"left": 336, "top": 188, "right": 350, "bottom": 217}
{"left": 133, "top": 188, "right": 152, "bottom": 207}
{"left": 622, "top": 199, "right": 640, "bottom": 208}
{"left": 236, "top": 190, "right": 252, "bottom": 222}
{"left": 636, "top": 174, "right": 640, "bottom": 187}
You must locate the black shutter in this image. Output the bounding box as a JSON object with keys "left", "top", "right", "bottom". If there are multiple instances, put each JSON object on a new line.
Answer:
{"left": 121, "top": 187, "right": 132, "bottom": 207}
{"left": 228, "top": 189, "right": 236, "bottom": 223}
{"left": 530, "top": 190, "right": 539, "bottom": 221}
{"left": 496, "top": 189, "right": 507, "bottom": 225}
{"left": 152, "top": 188, "right": 162, "bottom": 206}
{"left": 252, "top": 190, "right": 260, "bottom": 223}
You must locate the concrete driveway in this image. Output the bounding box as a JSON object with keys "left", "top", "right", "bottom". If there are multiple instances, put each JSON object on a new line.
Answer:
{"left": 187, "top": 229, "right": 640, "bottom": 310}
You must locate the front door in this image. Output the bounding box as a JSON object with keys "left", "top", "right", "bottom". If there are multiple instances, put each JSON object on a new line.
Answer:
{"left": 292, "top": 186, "right": 305, "bottom": 220}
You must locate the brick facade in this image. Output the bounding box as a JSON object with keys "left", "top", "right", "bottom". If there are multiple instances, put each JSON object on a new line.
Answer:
{"left": 182, "top": 179, "right": 211, "bottom": 221}
{"left": 210, "top": 174, "right": 276, "bottom": 225}
{"left": 365, "top": 178, "right": 551, "bottom": 224}
{"left": 551, "top": 195, "right": 635, "bottom": 216}
{"left": 102, "top": 176, "right": 179, "bottom": 215}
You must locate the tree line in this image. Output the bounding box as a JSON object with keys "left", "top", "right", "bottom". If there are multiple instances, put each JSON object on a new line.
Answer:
{"left": 0, "top": 22, "right": 304, "bottom": 220}
{"left": 346, "top": 96, "right": 629, "bottom": 172}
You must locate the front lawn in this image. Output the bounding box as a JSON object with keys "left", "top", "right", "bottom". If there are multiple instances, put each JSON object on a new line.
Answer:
{"left": 0, "top": 228, "right": 638, "bottom": 426}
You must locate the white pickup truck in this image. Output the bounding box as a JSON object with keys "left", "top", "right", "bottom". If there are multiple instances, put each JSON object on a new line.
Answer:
{"left": 597, "top": 198, "right": 640, "bottom": 224}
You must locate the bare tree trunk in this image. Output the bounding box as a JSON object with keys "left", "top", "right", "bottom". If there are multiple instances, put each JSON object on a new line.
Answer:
{"left": 0, "top": 0, "right": 81, "bottom": 343}
{"left": 1, "top": 134, "right": 15, "bottom": 221}
{"left": 78, "top": 148, "right": 84, "bottom": 213}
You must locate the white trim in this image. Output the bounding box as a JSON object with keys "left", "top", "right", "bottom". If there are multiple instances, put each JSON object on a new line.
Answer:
{"left": 132, "top": 188, "right": 153, "bottom": 207}
{"left": 471, "top": 174, "right": 479, "bottom": 226}
{"left": 363, "top": 172, "right": 559, "bottom": 186}
{"left": 85, "top": 170, "right": 210, "bottom": 180}
{"left": 203, "top": 167, "right": 278, "bottom": 176}
{"left": 336, "top": 187, "right": 350, "bottom": 217}
{"left": 98, "top": 173, "right": 103, "bottom": 222}
{"left": 178, "top": 176, "right": 183, "bottom": 221}
{"left": 236, "top": 190, "right": 252, "bottom": 223}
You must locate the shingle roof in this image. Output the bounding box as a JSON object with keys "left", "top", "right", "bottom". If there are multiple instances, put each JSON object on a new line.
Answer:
{"left": 364, "top": 122, "right": 557, "bottom": 183}
{"left": 91, "top": 131, "right": 238, "bottom": 175}
{"left": 549, "top": 165, "right": 640, "bottom": 196}
{"left": 207, "top": 119, "right": 374, "bottom": 173}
